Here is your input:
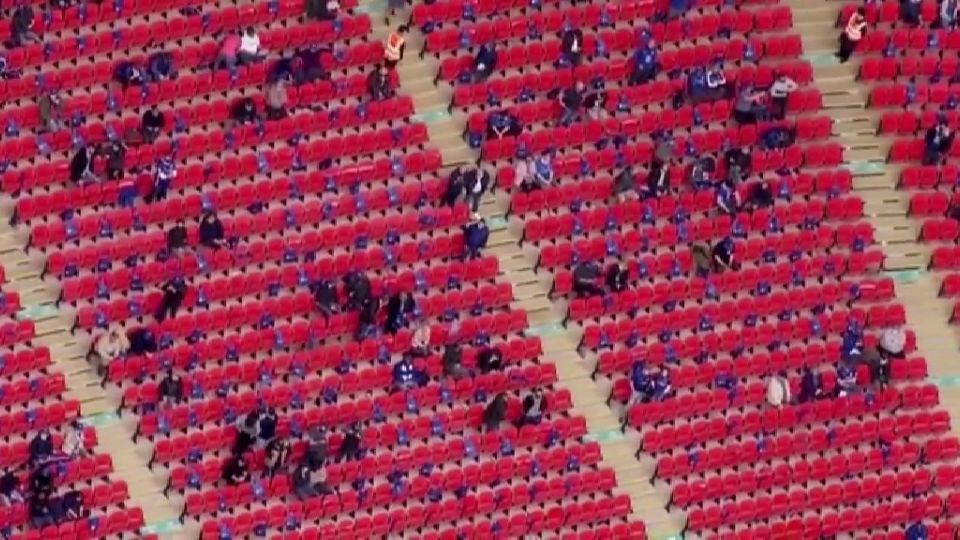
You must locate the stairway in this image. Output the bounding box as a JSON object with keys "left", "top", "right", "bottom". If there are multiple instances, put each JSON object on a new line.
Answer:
{"left": 788, "top": 0, "right": 960, "bottom": 434}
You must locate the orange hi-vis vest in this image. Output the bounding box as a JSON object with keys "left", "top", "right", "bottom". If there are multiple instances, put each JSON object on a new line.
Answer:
{"left": 385, "top": 32, "right": 405, "bottom": 61}
{"left": 845, "top": 16, "right": 864, "bottom": 41}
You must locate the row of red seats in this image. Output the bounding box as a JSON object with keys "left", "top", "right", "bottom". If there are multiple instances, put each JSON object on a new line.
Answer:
{"left": 909, "top": 191, "right": 959, "bottom": 216}
{"left": 13, "top": 508, "right": 144, "bottom": 540}
{"left": 900, "top": 164, "right": 960, "bottom": 189}
{"left": 0, "top": 480, "right": 128, "bottom": 529}
{"left": 840, "top": 0, "right": 939, "bottom": 25}
{"left": 919, "top": 218, "right": 960, "bottom": 242}
{"left": 709, "top": 514, "right": 953, "bottom": 540}
{"left": 860, "top": 55, "right": 960, "bottom": 82}
{"left": 879, "top": 109, "right": 960, "bottom": 136}
{"left": 413, "top": 0, "right": 661, "bottom": 26}
{"left": 869, "top": 83, "right": 960, "bottom": 108}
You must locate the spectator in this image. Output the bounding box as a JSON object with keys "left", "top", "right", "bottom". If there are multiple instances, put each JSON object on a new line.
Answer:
{"left": 924, "top": 122, "right": 955, "bottom": 166}
{"left": 705, "top": 64, "right": 727, "bottom": 92}
{"left": 941, "top": 0, "right": 959, "bottom": 28}
{"left": 38, "top": 92, "right": 65, "bottom": 133}
{"left": 652, "top": 370, "right": 674, "bottom": 401}
{"left": 630, "top": 40, "right": 659, "bottom": 85}
{"left": 733, "top": 86, "right": 765, "bottom": 124}
{"left": 606, "top": 263, "right": 629, "bottom": 293}
{"left": 837, "top": 362, "right": 857, "bottom": 397}
{"left": 103, "top": 140, "right": 126, "bottom": 180}
{"left": 114, "top": 61, "right": 145, "bottom": 88}
{"left": 442, "top": 344, "right": 468, "bottom": 378}
{"left": 551, "top": 24, "right": 580, "bottom": 60}
{"left": 483, "top": 392, "right": 508, "bottom": 431}
{"left": 472, "top": 43, "right": 498, "bottom": 82}
{"left": 573, "top": 261, "right": 603, "bottom": 297}
{"left": 59, "top": 490, "right": 85, "bottom": 521}
{"left": 477, "top": 346, "right": 504, "bottom": 373}
{"left": 711, "top": 237, "right": 736, "bottom": 271}
{"left": 744, "top": 181, "right": 774, "bottom": 210}
{"left": 141, "top": 106, "right": 165, "bottom": 143}
{"left": 29, "top": 494, "right": 53, "bottom": 528}
{"left": 519, "top": 389, "right": 546, "bottom": 426}
{"left": 69, "top": 146, "right": 95, "bottom": 184}
{"left": 584, "top": 88, "right": 607, "bottom": 121}
{"left": 798, "top": 367, "right": 820, "bottom": 403}
{"left": 383, "top": 26, "right": 408, "bottom": 70}
{"left": 486, "top": 110, "right": 522, "bottom": 139}
{"left": 766, "top": 371, "right": 791, "bottom": 407}
{"left": 308, "top": 0, "right": 341, "bottom": 20}
{"left": 155, "top": 277, "right": 187, "bottom": 322}
{"left": 29, "top": 429, "right": 54, "bottom": 465}
{"left": 293, "top": 461, "right": 332, "bottom": 499}
{"left": 444, "top": 166, "right": 466, "bottom": 206}
{"left": 11, "top": 6, "right": 41, "bottom": 46}
{"left": 357, "top": 295, "right": 380, "bottom": 339}
{"left": 692, "top": 243, "right": 713, "bottom": 276}
{"left": 688, "top": 156, "right": 715, "bottom": 189}
{"left": 611, "top": 168, "right": 636, "bottom": 202}
{"left": 901, "top": 0, "right": 923, "bottom": 26}
{"left": 147, "top": 52, "right": 176, "bottom": 81}
{"left": 630, "top": 361, "right": 649, "bottom": 402}
{"left": 344, "top": 271, "right": 371, "bottom": 309}
{"left": 393, "top": 355, "right": 424, "bottom": 390}
{"left": 92, "top": 326, "right": 129, "bottom": 376}
{"left": 30, "top": 465, "right": 53, "bottom": 497}
{"left": 715, "top": 180, "right": 740, "bottom": 215}
{"left": 215, "top": 32, "right": 242, "bottom": 70}
{"left": 534, "top": 154, "right": 555, "bottom": 186}
{"left": 239, "top": 27, "right": 263, "bottom": 64}
{"left": 265, "top": 81, "right": 288, "bottom": 120}
{"left": 865, "top": 346, "right": 890, "bottom": 388}
{"left": 311, "top": 279, "right": 339, "bottom": 317}
{"left": 645, "top": 161, "right": 670, "bottom": 198}
{"left": 411, "top": 321, "right": 431, "bottom": 356}
{"left": 654, "top": 135, "right": 675, "bottom": 165}
{"left": 463, "top": 217, "right": 490, "bottom": 259}
{"left": 336, "top": 424, "right": 362, "bottom": 462}
{"left": 0, "top": 470, "right": 23, "bottom": 506}
{"left": 558, "top": 81, "right": 585, "bottom": 126}
{"left": 126, "top": 327, "right": 157, "bottom": 355}
{"left": 232, "top": 97, "right": 260, "bottom": 125}
{"left": 385, "top": 292, "right": 416, "bottom": 334}
{"left": 265, "top": 437, "right": 290, "bottom": 476}
{"left": 222, "top": 455, "right": 251, "bottom": 485}
{"left": 306, "top": 427, "right": 328, "bottom": 469}
{"left": 510, "top": 156, "right": 539, "bottom": 192}
{"left": 150, "top": 156, "right": 177, "bottom": 202}
{"left": 159, "top": 369, "right": 182, "bottom": 407}
{"left": 62, "top": 420, "right": 86, "bottom": 458}
{"left": 199, "top": 212, "right": 225, "bottom": 249}
{"left": 724, "top": 147, "right": 752, "bottom": 183}
{"left": 166, "top": 220, "right": 189, "bottom": 254}
{"left": 837, "top": 8, "right": 866, "bottom": 63}
{"left": 464, "top": 165, "right": 490, "bottom": 214}
{"left": 234, "top": 411, "right": 260, "bottom": 455}
{"left": 906, "top": 521, "right": 929, "bottom": 540}
{"left": 367, "top": 64, "right": 391, "bottom": 101}
{"left": 768, "top": 73, "right": 798, "bottom": 120}
{"left": 258, "top": 407, "right": 278, "bottom": 445}
{"left": 878, "top": 326, "right": 906, "bottom": 359}
{"left": 761, "top": 126, "right": 796, "bottom": 150}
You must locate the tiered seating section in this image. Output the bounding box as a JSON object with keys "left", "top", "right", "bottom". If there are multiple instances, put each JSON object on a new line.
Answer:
{"left": 423, "top": 0, "right": 958, "bottom": 537}
{"left": 840, "top": 0, "right": 960, "bottom": 327}
{"left": 4, "top": 0, "right": 646, "bottom": 538}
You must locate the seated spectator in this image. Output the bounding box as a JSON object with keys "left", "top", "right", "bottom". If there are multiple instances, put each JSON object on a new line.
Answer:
{"left": 222, "top": 455, "right": 250, "bottom": 486}
{"left": 159, "top": 369, "right": 183, "bottom": 407}
{"left": 113, "top": 61, "right": 145, "bottom": 88}
{"left": 900, "top": 0, "right": 923, "bottom": 26}
{"left": 367, "top": 64, "right": 392, "bottom": 101}
{"left": 606, "top": 263, "right": 629, "bottom": 293}
{"left": 11, "top": 6, "right": 41, "bottom": 46}
{"left": 705, "top": 64, "right": 727, "bottom": 91}
{"left": 92, "top": 326, "right": 129, "bottom": 376}
{"left": 924, "top": 122, "right": 954, "bottom": 166}
{"left": 519, "top": 389, "right": 546, "bottom": 426}
{"left": 645, "top": 161, "right": 670, "bottom": 198}
{"left": 630, "top": 40, "right": 659, "bottom": 85}
{"left": 462, "top": 217, "right": 489, "bottom": 259}
{"left": 486, "top": 110, "right": 522, "bottom": 139}
{"left": 584, "top": 88, "right": 607, "bottom": 121}
{"left": 613, "top": 167, "right": 637, "bottom": 201}
{"left": 477, "top": 346, "right": 504, "bottom": 373}
{"left": 651, "top": 370, "right": 673, "bottom": 402}
{"left": 293, "top": 461, "right": 333, "bottom": 499}
{"left": 214, "top": 32, "right": 242, "bottom": 70}
{"left": 724, "top": 147, "right": 752, "bottom": 183}
{"left": 59, "top": 490, "right": 85, "bottom": 522}
{"left": 306, "top": 427, "right": 328, "bottom": 469}
{"left": 573, "top": 262, "right": 603, "bottom": 297}
{"left": 311, "top": 279, "right": 339, "bottom": 317}
{"left": 344, "top": 271, "right": 371, "bottom": 309}
{"left": 155, "top": 277, "right": 186, "bottom": 323}
{"left": 30, "top": 494, "right": 53, "bottom": 528}
{"left": 308, "top": 0, "right": 341, "bottom": 20}
{"left": 483, "top": 393, "right": 508, "bottom": 431}
{"left": 0, "top": 470, "right": 23, "bottom": 506}
{"left": 147, "top": 52, "right": 176, "bottom": 81}
{"left": 733, "top": 86, "right": 765, "bottom": 124}
{"left": 798, "top": 367, "right": 820, "bottom": 402}
{"left": 692, "top": 243, "right": 713, "bottom": 276}
{"left": 442, "top": 344, "right": 468, "bottom": 378}
{"left": 941, "top": 0, "right": 959, "bottom": 28}
{"left": 29, "top": 430, "right": 54, "bottom": 465}
{"left": 239, "top": 27, "right": 263, "bottom": 64}
{"left": 356, "top": 295, "right": 380, "bottom": 339}
{"left": 102, "top": 140, "right": 126, "bottom": 180}
{"left": 766, "top": 371, "right": 791, "bottom": 407}
{"left": 715, "top": 180, "right": 740, "bottom": 215}
{"left": 393, "top": 355, "right": 425, "bottom": 390}
{"left": 232, "top": 97, "right": 260, "bottom": 125}
{"left": 472, "top": 43, "right": 498, "bottom": 82}
{"left": 335, "top": 424, "right": 362, "bottom": 462}
{"left": 514, "top": 156, "right": 544, "bottom": 193}
{"left": 385, "top": 292, "right": 416, "bottom": 334}
{"left": 769, "top": 73, "right": 798, "bottom": 120}
{"left": 265, "top": 437, "right": 291, "bottom": 476}
{"left": 62, "top": 420, "right": 86, "bottom": 458}
{"left": 761, "top": 126, "right": 796, "bottom": 150}
{"left": 30, "top": 465, "right": 53, "bottom": 497}
{"left": 688, "top": 156, "right": 715, "bottom": 189}
{"left": 149, "top": 155, "right": 177, "bottom": 202}
{"left": 265, "top": 80, "right": 288, "bottom": 120}
{"left": 411, "top": 321, "right": 431, "bottom": 357}
{"left": 711, "top": 237, "right": 736, "bottom": 271}
{"left": 234, "top": 411, "right": 260, "bottom": 454}
{"left": 126, "top": 327, "right": 157, "bottom": 355}
{"left": 878, "top": 326, "right": 906, "bottom": 359}
{"left": 630, "top": 361, "right": 649, "bottom": 403}
{"left": 745, "top": 181, "right": 774, "bottom": 210}
{"left": 532, "top": 154, "right": 556, "bottom": 187}
{"left": 141, "top": 106, "right": 165, "bottom": 143}
{"left": 70, "top": 146, "right": 95, "bottom": 184}
{"left": 837, "top": 362, "right": 858, "bottom": 397}
{"left": 558, "top": 82, "right": 585, "bottom": 126}
{"left": 258, "top": 407, "right": 278, "bottom": 444}
{"left": 654, "top": 135, "right": 676, "bottom": 165}
{"left": 166, "top": 220, "right": 188, "bottom": 254}
{"left": 38, "top": 92, "right": 65, "bottom": 133}
{"left": 199, "top": 212, "right": 225, "bottom": 249}
{"left": 560, "top": 27, "right": 584, "bottom": 66}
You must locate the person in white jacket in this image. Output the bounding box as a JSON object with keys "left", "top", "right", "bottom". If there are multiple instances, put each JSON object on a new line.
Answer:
{"left": 766, "top": 372, "right": 791, "bottom": 407}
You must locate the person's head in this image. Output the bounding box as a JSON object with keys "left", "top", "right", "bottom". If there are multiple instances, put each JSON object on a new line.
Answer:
{"left": 203, "top": 212, "right": 216, "bottom": 223}
{"left": 575, "top": 80, "right": 585, "bottom": 92}
{"left": 397, "top": 25, "right": 409, "bottom": 35}
{"left": 38, "top": 429, "right": 50, "bottom": 440}
{"left": 855, "top": 7, "right": 865, "bottom": 17}
{"left": 245, "top": 27, "right": 256, "bottom": 37}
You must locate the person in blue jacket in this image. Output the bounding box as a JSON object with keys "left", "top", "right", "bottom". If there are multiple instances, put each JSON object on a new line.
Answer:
{"left": 629, "top": 41, "right": 658, "bottom": 86}
{"left": 463, "top": 216, "right": 489, "bottom": 260}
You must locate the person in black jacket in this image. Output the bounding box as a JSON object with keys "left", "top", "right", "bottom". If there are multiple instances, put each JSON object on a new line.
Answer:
{"left": 606, "top": 263, "right": 629, "bottom": 293}
{"left": 258, "top": 407, "right": 278, "bottom": 444}
{"left": 336, "top": 424, "right": 362, "bottom": 462}
{"left": 155, "top": 277, "right": 187, "bottom": 322}
{"left": 141, "top": 106, "right": 166, "bottom": 143}
{"left": 560, "top": 27, "right": 584, "bottom": 66}
{"left": 477, "top": 346, "right": 504, "bottom": 373}
{"left": 159, "top": 369, "right": 182, "bottom": 407}
{"left": 463, "top": 217, "right": 489, "bottom": 260}
{"left": 483, "top": 393, "right": 508, "bottom": 431}
{"left": 558, "top": 82, "right": 585, "bottom": 126}
{"left": 573, "top": 262, "right": 603, "bottom": 297}
{"left": 28, "top": 430, "right": 54, "bottom": 466}
{"left": 222, "top": 455, "right": 250, "bottom": 485}
{"left": 11, "top": 6, "right": 40, "bottom": 46}
{"left": 384, "top": 292, "right": 416, "bottom": 334}
{"left": 312, "top": 279, "right": 339, "bottom": 318}
{"left": 343, "top": 271, "right": 371, "bottom": 310}
{"left": 166, "top": 220, "right": 188, "bottom": 254}
{"left": 519, "top": 388, "right": 547, "bottom": 426}
{"left": 70, "top": 146, "right": 94, "bottom": 184}
{"left": 357, "top": 295, "right": 380, "bottom": 339}
{"left": 367, "top": 64, "right": 391, "bottom": 101}
{"left": 232, "top": 97, "right": 260, "bottom": 125}
{"left": 199, "top": 212, "right": 225, "bottom": 249}
{"left": 445, "top": 167, "right": 465, "bottom": 207}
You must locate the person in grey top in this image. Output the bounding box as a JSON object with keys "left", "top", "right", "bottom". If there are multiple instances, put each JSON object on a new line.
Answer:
{"left": 768, "top": 73, "right": 798, "bottom": 120}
